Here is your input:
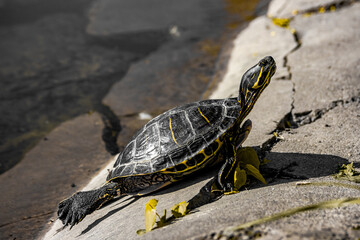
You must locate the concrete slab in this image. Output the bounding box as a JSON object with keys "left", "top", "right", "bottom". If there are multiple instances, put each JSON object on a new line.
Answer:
{"left": 209, "top": 16, "right": 295, "bottom": 146}
{"left": 288, "top": 3, "right": 360, "bottom": 113}
{"left": 0, "top": 113, "right": 111, "bottom": 240}
{"left": 210, "top": 16, "right": 296, "bottom": 100}
{"left": 272, "top": 101, "right": 360, "bottom": 163}
{"left": 190, "top": 103, "right": 360, "bottom": 239}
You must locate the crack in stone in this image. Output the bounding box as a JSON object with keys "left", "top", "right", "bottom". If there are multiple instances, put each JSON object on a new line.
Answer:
{"left": 259, "top": 95, "right": 360, "bottom": 157}
{"left": 297, "top": 0, "right": 358, "bottom": 16}
{"left": 96, "top": 104, "right": 121, "bottom": 155}
{"left": 0, "top": 211, "right": 53, "bottom": 229}
{"left": 294, "top": 95, "right": 360, "bottom": 126}
{"left": 259, "top": 0, "right": 356, "bottom": 153}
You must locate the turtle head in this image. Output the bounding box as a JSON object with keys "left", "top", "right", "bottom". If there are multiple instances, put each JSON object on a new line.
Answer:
{"left": 238, "top": 56, "right": 276, "bottom": 116}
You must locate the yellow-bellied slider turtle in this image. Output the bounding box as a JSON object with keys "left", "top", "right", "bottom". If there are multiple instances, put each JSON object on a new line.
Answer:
{"left": 58, "top": 56, "right": 276, "bottom": 227}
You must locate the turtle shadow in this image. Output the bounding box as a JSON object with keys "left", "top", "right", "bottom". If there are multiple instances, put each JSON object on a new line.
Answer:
{"left": 79, "top": 196, "right": 140, "bottom": 236}
{"left": 79, "top": 151, "right": 349, "bottom": 235}
{"left": 262, "top": 152, "right": 349, "bottom": 183}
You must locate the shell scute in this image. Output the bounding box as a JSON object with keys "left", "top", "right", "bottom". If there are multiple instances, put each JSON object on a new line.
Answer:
{"left": 108, "top": 98, "right": 240, "bottom": 179}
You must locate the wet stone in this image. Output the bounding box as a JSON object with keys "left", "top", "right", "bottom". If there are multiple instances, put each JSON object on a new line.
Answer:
{"left": 0, "top": 113, "right": 111, "bottom": 240}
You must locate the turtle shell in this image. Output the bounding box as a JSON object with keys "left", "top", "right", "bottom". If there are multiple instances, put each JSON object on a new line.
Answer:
{"left": 107, "top": 97, "right": 241, "bottom": 181}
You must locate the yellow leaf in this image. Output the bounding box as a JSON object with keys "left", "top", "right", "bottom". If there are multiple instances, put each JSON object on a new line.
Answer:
{"left": 234, "top": 167, "right": 247, "bottom": 190}
{"left": 145, "top": 199, "right": 158, "bottom": 232}
{"left": 272, "top": 18, "right": 291, "bottom": 28}
{"left": 245, "top": 164, "right": 267, "bottom": 184}
{"left": 236, "top": 147, "right": 260, "bottom": 169}
{"left": 171, "top": 201, "right": 189, "bottom": 218}
{"left": 136, "top": 229, "right": 147, "bottom": 236}
{"left": 334, "top": 162, "right": 360, "bottom": 183}
{"left": 318, "top": 7, "right": 325, "bottom": 13}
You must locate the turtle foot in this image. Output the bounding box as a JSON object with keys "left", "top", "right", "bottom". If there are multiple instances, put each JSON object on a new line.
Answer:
{"left": 58, "top": 191, "right": 96, "bottom": 228}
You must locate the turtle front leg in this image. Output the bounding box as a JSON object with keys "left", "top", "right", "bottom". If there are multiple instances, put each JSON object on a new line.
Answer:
{"left": 58, "top": 182, "right": 120, "bottom": 228}
{"left": 215, "top": 119, "right": 252, "bottom": 192}
{"left": 235, "top": 119, "right": 252, "bottom": 150}
{"left": 188, "top": 122, "right": 252, "bottom": 209}
{"left": 188, "top": 144, "right": 237, "bottom": 209}
{"left": 215, "top": 142, "right": 239, "bottom": 193}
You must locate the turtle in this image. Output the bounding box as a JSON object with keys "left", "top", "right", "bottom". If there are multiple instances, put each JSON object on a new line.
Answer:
{"left": 58, "top": 56, "right": 276, "bottom": 228}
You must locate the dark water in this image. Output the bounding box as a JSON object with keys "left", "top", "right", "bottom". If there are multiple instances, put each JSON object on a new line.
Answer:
{"left": 0, "top": 0, "right": 170, "bottom": 173}
{"left": 0, "top": 0, "right": 269, "bottom": 174}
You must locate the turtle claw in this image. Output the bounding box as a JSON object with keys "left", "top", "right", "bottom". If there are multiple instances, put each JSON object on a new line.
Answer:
{"left": 58, "top": 192, "right": 92, "bottom": 228}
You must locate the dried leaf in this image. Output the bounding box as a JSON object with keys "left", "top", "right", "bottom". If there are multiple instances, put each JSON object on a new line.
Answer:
{"left": 234, "top": 167, "right": 247, "bottom": 190}
{"left": 145, "top": 199, "right": 158, "bottom": 232}
{"left": 236, "top": 147, "right": 260, "bottom": 169}
{"left": 272, "top": 18, "right": 291, "bottom": 28}
{"left": 334, "top": 162, "right": 360, "bottom": 183}
{"left": 245, "top": 164, "right": 266, "bottom": 184}
{"left": 136, "top": 229, "right": 147, "bottom": 236}
{"left": 171, "top": 201, "right": 189, "bottom": 218}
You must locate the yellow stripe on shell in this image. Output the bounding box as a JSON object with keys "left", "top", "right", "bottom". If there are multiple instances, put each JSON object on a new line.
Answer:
{"left": 160, "top": 138, "right": 223, "bottom": 174}
{"left": 198, "top": 107, "right": 211, "bottom": 125}
{"left": 169, "top": 117, "right": 178, "bottom": 145}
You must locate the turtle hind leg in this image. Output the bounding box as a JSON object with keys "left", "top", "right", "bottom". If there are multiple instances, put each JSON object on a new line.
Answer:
{"left": 58, "top": 182, "right": 120, "bottom": 228}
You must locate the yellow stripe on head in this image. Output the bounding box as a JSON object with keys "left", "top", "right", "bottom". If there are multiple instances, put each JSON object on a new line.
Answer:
{"left": 252, "top": 67, "right": 263, "bottom": 89}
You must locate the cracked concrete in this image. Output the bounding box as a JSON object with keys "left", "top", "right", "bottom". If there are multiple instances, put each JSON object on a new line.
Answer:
{"left": 289, "top": 2, "right": 360, "bottom": 113}
{"left": 41, "top": 0, "right": 360, "bottom": 239}
{"left": 194, "top": 1, "right": 360, "bottom": 239}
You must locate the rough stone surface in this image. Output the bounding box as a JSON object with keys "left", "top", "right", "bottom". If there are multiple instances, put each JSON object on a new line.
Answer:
{"left": 272, "top": 101, "right": 360, "bottom": 163}
{"left": 289, "top": 3, "right": 360, "bottom": 113}
{"left": 42, "top": 1, "right": 360, "bottom": 240}
{"left": 209, "top": 16, "right": 295, "bottom": 146}
{"left": 0, "top": 113, "right": 111, "bottom": 240}
{"left": 210, "top": 16, "right": 296, "bottom": 100}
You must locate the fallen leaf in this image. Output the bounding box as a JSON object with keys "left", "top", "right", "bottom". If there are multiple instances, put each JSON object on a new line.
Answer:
{"left": 234, "top": 167, "right": 247, "bottom": 190}
{"left": 145, "top": 199, "right": 158, "bottom": 232}
{"left": 245, "top": 164, "right": 267, "bottom": 184}
{"left": 171, "top": 201, "right": 189, "bottom": 218}
{"left": 236, "top": 147, "right": 260, "bottom": 169}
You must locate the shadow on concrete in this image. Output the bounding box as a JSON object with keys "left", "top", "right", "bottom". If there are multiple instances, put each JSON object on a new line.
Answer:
{"left": 78, "top": 197, "right": 140, "bottom": 236}
{"left": 74, "top": 151, "right": 349, "bottom": 234}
